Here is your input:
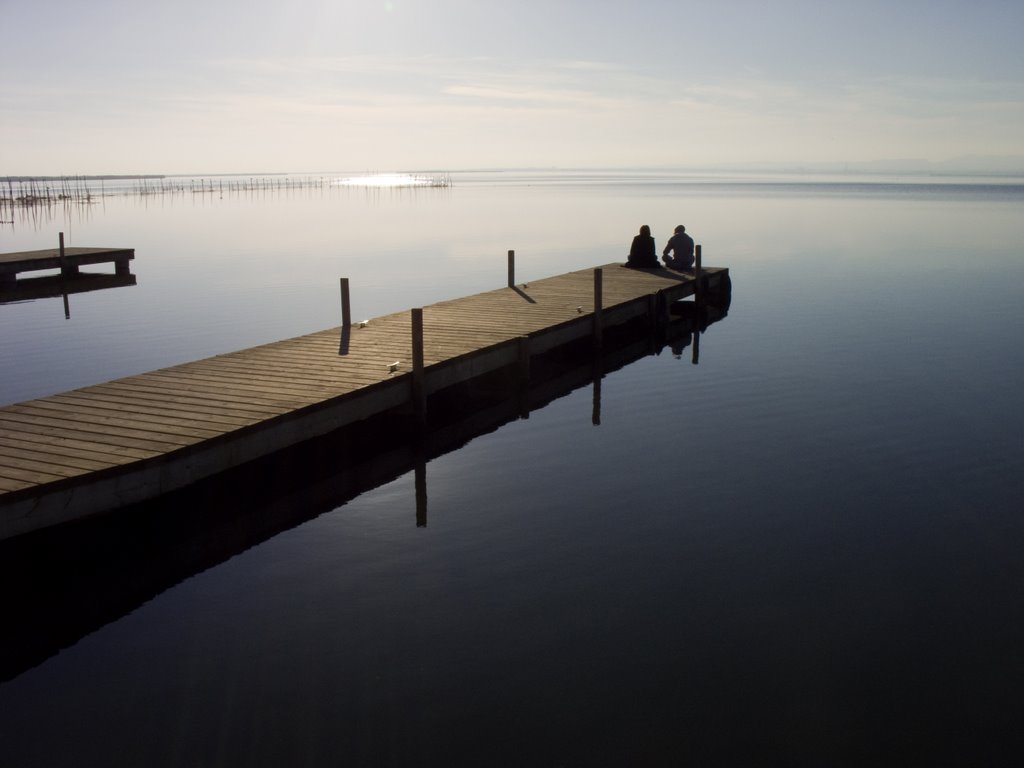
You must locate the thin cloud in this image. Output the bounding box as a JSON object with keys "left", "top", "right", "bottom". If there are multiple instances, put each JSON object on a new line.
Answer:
{"left": 443, "top": 84, "right": 623, "bottom": 109}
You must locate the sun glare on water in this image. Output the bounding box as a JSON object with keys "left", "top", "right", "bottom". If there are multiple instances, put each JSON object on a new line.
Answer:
{"left": 333, "top": 173, "right": 450, "bottom": 188}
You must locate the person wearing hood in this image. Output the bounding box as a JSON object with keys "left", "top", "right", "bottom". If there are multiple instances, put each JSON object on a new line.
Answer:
{"left": 625, "top": 224, "right": 659, "bottom": 268}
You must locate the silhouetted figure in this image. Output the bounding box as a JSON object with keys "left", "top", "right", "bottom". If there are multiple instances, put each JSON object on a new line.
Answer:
{"left": 626, "top": 225, "right": 659, "bottom": 268}
{"left": 662, "top": 225, "right": 695, "bottom": 270}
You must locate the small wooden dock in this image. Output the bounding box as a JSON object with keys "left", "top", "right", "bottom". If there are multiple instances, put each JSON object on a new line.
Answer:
{"left": 0, "top": 258, "right": 729, "bottom": 541}
{"left": 0, "top": 246, "right": 135, "bottom": 285}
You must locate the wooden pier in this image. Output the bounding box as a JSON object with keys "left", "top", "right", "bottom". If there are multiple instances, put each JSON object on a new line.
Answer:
{"left": 0, "top": 257, "right": 729, "bottom": 541}
{"left": 0, "top": 245, "right": 135, "bottom": 285}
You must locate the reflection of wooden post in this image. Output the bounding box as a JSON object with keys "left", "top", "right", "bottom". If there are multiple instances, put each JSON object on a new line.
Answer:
{"left": 517, "top": 335, "right": 530, "bottom": 419}
{"left": 694, "top": 244, "right": 703, "bottom": 299}
{"left": 592, "top": 362, "right": 602, "bottom": 426}
{"left": 507, "top": 250, "right": 515, "bottom": 288}
{"left": 411, "top": 308, "right": 426, "bottom": 422}
{"left": 692, "top": 330, "right": 700, "bottom": 365}
{"left": 57, "top": 233, "right": 71, "bottom": 318}
{"left": 593, "top": 268, "right": 603, "bottom": 349}
{"left": 415, "top": 452, "right": 427, "bottom": 528}
{"left": 339, "top": 278, "right": 351, "bottom": 328}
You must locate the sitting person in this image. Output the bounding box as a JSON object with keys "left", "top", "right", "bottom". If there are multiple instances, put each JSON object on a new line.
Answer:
{"left": 626, "top": 224, "right": 659, "bottom": 268}
{"left": 662, "top": 224, "right": 695, "bottom": 270}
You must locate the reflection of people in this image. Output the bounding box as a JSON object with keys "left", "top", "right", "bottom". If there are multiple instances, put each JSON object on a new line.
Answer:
{"left": 626, "top": 225, "right": 659, "bottom": 268}
{"left": 670, "top": 334, "right": 693, "bottom": 358}
{"left": 662, "top": 225, "right": 695, "bottom": 270}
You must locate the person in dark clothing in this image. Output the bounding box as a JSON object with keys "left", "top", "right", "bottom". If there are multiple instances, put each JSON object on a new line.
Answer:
{"left": 662, "top": 224, "right": 695, "bottom": 270}
{"left": 626, "top": 224, "right": 659, "bottom": 268}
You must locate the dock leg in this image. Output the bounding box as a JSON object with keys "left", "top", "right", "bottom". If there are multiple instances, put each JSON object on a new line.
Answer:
{"left": 115, "top": 257, "right": 131, "bottom": 276}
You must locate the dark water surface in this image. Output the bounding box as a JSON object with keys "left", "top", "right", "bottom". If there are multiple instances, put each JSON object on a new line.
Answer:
{"left": 2, "top": 172, "right": 1024, "bottom": 766}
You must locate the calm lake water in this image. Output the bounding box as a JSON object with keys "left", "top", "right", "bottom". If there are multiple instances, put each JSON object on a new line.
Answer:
{"left": 2, "top": 171, "right": 1024, "bottom": 766}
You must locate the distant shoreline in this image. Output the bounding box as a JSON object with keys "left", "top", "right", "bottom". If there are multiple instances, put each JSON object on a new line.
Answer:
{"left": 6, "top": 166, "right": 1024, "bottom": 182}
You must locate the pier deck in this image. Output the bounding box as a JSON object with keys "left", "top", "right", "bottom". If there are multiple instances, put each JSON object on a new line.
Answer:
{"left": 0, "top": 246, "right": 135, "bottom": 284}
{"left": 0, "top": 263, "right": 728, "bottom": 540}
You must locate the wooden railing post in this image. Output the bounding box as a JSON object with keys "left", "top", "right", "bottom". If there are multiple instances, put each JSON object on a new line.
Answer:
{"left": 694, "top": 244, "right": 703, "bottom": 299}
{"left": 411, "top": 308, "right": 426, "bottom": 422}
{"left": 508, "top": 249, "right": 515, "bottom": 288}
{"left": 58, "top": 231, "right": 78, "bottom": 278}
{"left": 593, "top": 267, "right": 603, "bottom": 349}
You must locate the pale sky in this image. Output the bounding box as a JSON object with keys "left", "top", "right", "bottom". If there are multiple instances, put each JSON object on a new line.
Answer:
{"left": 3, "top": 0, "right": 1024, "bottom": 175}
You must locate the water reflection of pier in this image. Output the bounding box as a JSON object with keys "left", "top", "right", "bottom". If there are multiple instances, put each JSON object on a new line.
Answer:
{"left": 0, "top": 289, "right": 729, "bottom": 682}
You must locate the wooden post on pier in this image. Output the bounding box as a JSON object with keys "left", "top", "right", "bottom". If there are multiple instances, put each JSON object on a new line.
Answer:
{"left": 693, "top": 244, "right": 707, "bottom": 365}
{"left": 58, "top": 232, "right": 78, "bottom": 277}
{"left": 339, "top": 278, "right": 351, "bottom": 328}
{"left": 593, "top": 268, "right": 603, "bottom": 349}
{"left": 411, "top": 308, "right": 426, "bottom": 422}
{"left": 694, "top": 244, "right": 703, "bottom": 299}
{"left": 508, "top": 250, "right": 515, "bottom": 288}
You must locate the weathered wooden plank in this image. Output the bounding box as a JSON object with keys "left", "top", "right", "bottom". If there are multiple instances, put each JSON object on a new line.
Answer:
{"left": 89, "top": 381, "right": 294, "bottom": 416}
{"left": 8, "top": 399, "right": 235, "bottom": 438}
{"left": 0, "top": 413, "right": 192, "bottom": 452}
{"left": 0, "top": 431, "right": 156, "bottom": 462}
{"left": 0, "top": 463, "right": 68, "bottom": 486}
{"left": 46, "top": 392, "right": 259, "bottom": 429}
{"left": 0, "top": 450, "right": 96, "bottom": 480}
{"left": 0, "top": 438, "right": 136, "bottom": 471}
